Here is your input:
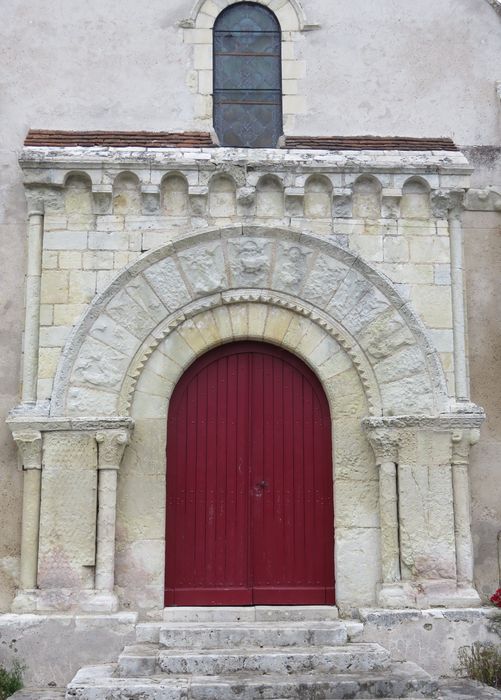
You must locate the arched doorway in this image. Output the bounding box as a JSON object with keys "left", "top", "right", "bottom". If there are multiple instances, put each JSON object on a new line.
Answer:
{"left": 165, "top": 341, "right": 335, "bottom": 606}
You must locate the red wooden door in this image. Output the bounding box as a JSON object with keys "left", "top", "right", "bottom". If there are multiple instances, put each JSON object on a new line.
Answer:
{"left": 165, "top": 342, "right": 335, "bottom": 606}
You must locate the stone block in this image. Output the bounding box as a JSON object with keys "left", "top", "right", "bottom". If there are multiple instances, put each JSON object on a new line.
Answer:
{"left": 115, "top": 539, "right": 165, "bottom": 613}
{"left": 44, "top": 231, "right": 88, "bottom": 250}
{"left": 352, "top": 235, "right": 384, "bottom": 262}
{"left": 58, "top": 251, "right": 82, "bottom": 269}
{"left": 272, "top": 242, "right": 312, "bottom": 294}
{"left": 263, "top": 306, "right": 293, "bottom": 342}
{"left": 410, "top": 236, "right": 450, "bottom": 263}
{"left": 72, "top": 337, "right": 130, "bottom": 392}
{"left": 381, "top": 262, "right": 434, "bottom": 284}
{"left": 131, "top": 390, "right": 169, "bottom": 419}
{"left": 247, "top": 303, "right": 270, "bottom": 338}
{"left": 336, "top": 478, "right": 379, "bottom": 528}
{"left": 144, "top": 257, "right": 192, "bottom": 311}
{"left": 193, "top": 44, "right": 212, "bottom": 70}
{"left": 38, "top": 347, "right": 61, "bottom": 379}
{"left": 384, "top": 236, "right": 409, "bottom": 262}
{"left": 39, "top": 325, "right": 71, "bottom": 347}
{"left": 117, "top": 470, "right": 165, "bottom": 542}
{"left": 42, "top": 251, "right": 58, "bottom": 269}
{"left": 68, "top": 271, "right": 96, "bottom": 304}
{"left": 96, "top": 215, "right": 125, "bottom": 231}
{"left": 283, "top": 95, "right": 306, "bottom": 114}
{"left": 178, "top": 243, "right": 227, "bottom": 297}
{"left": 83, "top": 251, "right": 114, "bottom": 270}
{"left": 53, "top": 304, "right": 87, "bottom": 326}
{"left": 281, "top": 59, "right": 306, "bottom": 79}
{"left": 39, "top": 304, "right": 54, "bottom": 325}
{"left": 88, "top": 231, "right": 129, "bottom": 250}
{"left": 135, "top": 367, "right": 174, "bottom": 399}
{"left": 66, "top": 386, "right": 119, "bottom": 415}
{"left": 40, "top": 271, "right": 69, "bottom": 304}
{"left": 335, "top": 527, "right": 380, "bottom": 609}
{"left": 38, "top": 432, "right": 98, "bottom": 586}
{"left": 411, "top": 285, "right": 452, "bottom": 328}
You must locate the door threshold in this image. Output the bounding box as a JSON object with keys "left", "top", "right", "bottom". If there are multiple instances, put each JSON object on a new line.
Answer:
{"left": 163, "top": 605, "right": 339, "bottom": 623}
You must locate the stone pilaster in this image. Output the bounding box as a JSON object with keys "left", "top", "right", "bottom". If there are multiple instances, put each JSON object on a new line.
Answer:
{"left": 11, "top": 430, "right": 42, "bottom": 611}
{"left": 91, "top": 429, "right": 130, "bottom": 612}
{"left": 451, "top": 428, "right": 481, "bottom": 602}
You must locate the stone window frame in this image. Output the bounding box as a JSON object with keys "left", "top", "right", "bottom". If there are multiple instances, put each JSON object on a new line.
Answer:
{"left": 181, "top": 0, "right": 316, "bottom": 133}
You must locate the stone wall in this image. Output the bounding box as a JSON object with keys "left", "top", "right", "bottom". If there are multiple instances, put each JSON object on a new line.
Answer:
{"left": 1, "top": 0, "right": 501, "bottom": 612}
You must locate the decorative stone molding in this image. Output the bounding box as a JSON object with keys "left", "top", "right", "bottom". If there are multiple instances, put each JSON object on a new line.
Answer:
{"left": 12, "top": 430, "right": 42, "bottom": 470}
{"left": 465, "top": 186, "right": 501, "bottom": 212}
{"left": 96, "top": 429, "right": 130, "bottom": 471}
{"left": 365, "top": 428, "right": 400, "bottom": 465}
{"left": 362, "top": 409, "right": 485, "bottom": 433}
{"left": 47, "top": 225, "right": 449, "bottom": 418}
{"left": 118, "top": 288, "right": 381, "bottom": 415}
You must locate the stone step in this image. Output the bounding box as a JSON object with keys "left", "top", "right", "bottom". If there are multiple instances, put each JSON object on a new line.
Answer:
{"left": 163, "top": 605, "right": 339, "bottom": 623}
{"left": 117, "top": 641, "right": 391, "bottom": 676}
{"left": 66, "top": 661, "right": 438, "bottom": 699}
{"left": 158, "top": 621, "right": 348, "bottom": 649}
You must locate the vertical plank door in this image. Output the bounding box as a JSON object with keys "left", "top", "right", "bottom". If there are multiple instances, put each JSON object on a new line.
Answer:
{"left": 165, "top": 342, "right": 335, "bottom": 606}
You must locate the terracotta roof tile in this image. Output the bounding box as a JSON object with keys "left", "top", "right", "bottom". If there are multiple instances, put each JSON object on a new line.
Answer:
{"left": 283, "top": 136, "right": 458, "bottom": 151}
{"left": 24, "top": 130, "right": 458, "bottom": 152}
{"left": 24, "top": 130, "right": 216, "bottom": 148}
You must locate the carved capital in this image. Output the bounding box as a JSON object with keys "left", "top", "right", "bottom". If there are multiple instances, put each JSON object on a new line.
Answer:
{"left": 451, "top": 428, "right": 480, "bottom": 465}
{"left": 12, "top": 430, "right": 42, "bottom": 470}
{"left": 431, "top": 189, "right": 465, "bottom": 220}
{"left": 366, "top": 428, "right": 400, "bottom": 465}
{"left": 96, "top": 429, "right": 130, "bottom": 470}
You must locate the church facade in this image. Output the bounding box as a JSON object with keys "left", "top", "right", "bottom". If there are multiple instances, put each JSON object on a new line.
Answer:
{"left": 1, "top": 0, "right": 501, "bottom": 689}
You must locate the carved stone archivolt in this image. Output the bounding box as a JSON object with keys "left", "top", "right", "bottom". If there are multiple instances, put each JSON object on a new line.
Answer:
{"left": 50, "top": 225, "right": 448, "bottom": 419}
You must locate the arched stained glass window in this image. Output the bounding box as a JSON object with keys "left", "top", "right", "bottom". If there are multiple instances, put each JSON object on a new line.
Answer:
{"left": 214, "top": 2, "right": 283, "bottom": 148}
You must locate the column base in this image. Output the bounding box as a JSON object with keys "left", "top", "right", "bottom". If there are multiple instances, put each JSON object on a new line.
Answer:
{"left": 377, "top": 582, "right": 416, "bottom": 608}
{"left": 11, "top": 589, "right": 38, "bottom": 613}
{"left": 80, "top": 591, "right": 120, "bottom": 614}
{"left": 377, "top": 580, "right": 481, "bottom": 608}
{"left": 10, "top": 588, "right": 120, "bottom": 614}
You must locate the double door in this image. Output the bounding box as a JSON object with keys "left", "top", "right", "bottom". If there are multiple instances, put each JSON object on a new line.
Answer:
{"left": 165, "top": 342, "right": 335, "bottom": 605}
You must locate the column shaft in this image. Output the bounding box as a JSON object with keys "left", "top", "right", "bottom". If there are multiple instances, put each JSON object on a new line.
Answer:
{"left": 449, "top": 213, "right": 469, "bottom": 402}
{"left": 22, "top": 212, "right": 43, "bottom": 404}
{"left": 379, "top": 460, "right": 401, "bottom": 583}
{"left": 452, "top": 461, "right": 474, "bottom": 585}
{"left": 20, "top": 468, "right": 42, "bottom": 589}
{"left": 95, "top": 468, "right": 118, "bottom": 592}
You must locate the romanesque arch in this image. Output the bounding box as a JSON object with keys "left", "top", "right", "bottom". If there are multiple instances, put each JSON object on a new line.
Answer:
{"left": 51, "top": 225, "right": 448, "bottom": 419}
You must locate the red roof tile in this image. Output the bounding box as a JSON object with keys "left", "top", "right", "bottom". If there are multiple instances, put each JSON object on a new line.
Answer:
{"left": 24, "top": 130, "right": 216, "bottom": 148}
{"left": 284, "top": 136, "right": 458, "bottom": 151}
{"left": 24, "top": 130, "right": 458, "bottom": 152}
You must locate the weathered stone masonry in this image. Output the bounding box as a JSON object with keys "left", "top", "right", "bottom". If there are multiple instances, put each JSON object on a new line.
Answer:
{"left": 7, "top": 144, "right": 485, "bottom": 620}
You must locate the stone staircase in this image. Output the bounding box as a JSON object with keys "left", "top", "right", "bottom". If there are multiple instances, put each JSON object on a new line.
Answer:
{"left": 64, "top": 606, "right": 440, "bottom": 699}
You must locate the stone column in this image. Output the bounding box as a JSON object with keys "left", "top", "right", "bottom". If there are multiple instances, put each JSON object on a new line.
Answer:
{"left": 22, "top": 210, "right": 44, "bottom": 404}
{"left": 451, "top": 428, "right": 480, "bottom": 601}
{"left": 93, "top": 429, "right": 129, "bottom": 612}
{"left": 366, "top": 428, "right": 404, "bottom": 605}
{"left": 12, "top": 430, "right": 42, "bottom": 610}
{"left": 449, "top": 204, "right": 469, "bottom": 402}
